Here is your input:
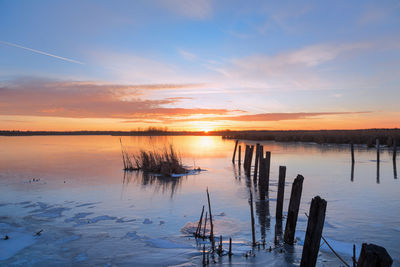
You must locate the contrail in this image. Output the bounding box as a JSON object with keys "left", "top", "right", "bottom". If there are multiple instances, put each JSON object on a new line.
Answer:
{"left": 0, "top": 40, "right": 85, "bottom": 65}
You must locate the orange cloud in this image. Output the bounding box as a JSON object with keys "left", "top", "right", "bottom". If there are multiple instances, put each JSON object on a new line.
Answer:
{"left": 0, "top": 78, "right": 232, "bottom": 119}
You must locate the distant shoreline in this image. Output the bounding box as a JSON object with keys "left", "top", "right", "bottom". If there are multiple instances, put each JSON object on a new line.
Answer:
{"left": 1, "top": 129, "right": 399, "bottom": 147}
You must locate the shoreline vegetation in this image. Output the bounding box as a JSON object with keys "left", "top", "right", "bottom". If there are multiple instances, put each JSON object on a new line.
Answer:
{"left": 1, "top": 128, "right": 399, "bottom": 147}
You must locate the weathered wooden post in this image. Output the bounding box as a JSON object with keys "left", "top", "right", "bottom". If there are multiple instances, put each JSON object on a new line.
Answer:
{"left": 264, "top": 151, "right": 271, "bottom": 197}
{"left": 300, "top": 196, "right": 327, "bottom": 267}
{"left": 249, "top": 190, "right": 256, "bottom": 247}
{"left": 353, "top": 244, "right": 357, "bottom": 267}
{"left": 376, "top": 138, "right": 380, "bottom": 163}
{"left": 246, "top": 145, "right": 254, "bottom": 177}
{"left": 357, "top": 243, "right": 393, "bottom": 267}
{"left": 377, "top": 138, "right": 380, "bottom": 184}
{"left": 229, "top": 237, "right": 232, "bottom": 257}
{"left": 351, "top": 143, "right": 355, "bottom": 164}
{"left": 206, "top": 188, "right": 215, "bottom": 250}
{"left": 284, "top": 175, "right": 304, "bottom": 245}
{"left": 253, "top": 144, "right": 260, "bottom": 183}
{"left": 244, "top": 145, "right": 250, "bottom": 171}
{"left": 232, "top": 140, "right": 239, "bottom": 163}
{"left": 394, "top": 158, "right": 398, "bottom": 179}
{"left": 258, "top": 145, "right": 264, "bottom": 172}
{"left": 259, "top": 157, "right": 266, "bottom": 200}
{"left": 195, "top": 205, "right": 205, "bottom": 237}
{"left": 393, "top": 139, "right": 397, "bottom": 161}
{"left": 276, "top": 166, "right": 286, "bottom": 220}
{"left": 238, "top": 145, "right": 241, "bottom": 167}
{"left": 203, "top": 211, "right": 208, "bottom": 239}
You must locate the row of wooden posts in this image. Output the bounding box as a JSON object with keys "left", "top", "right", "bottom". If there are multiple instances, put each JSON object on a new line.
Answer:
{"left": 351, "top": 138, "right": 398, "bottom": 181}
{"left": 230, "top": 139, "right": 393, "bottom": 267}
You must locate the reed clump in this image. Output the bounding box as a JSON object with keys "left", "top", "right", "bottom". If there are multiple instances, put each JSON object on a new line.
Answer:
{"left": 120, "top": 139, "right": 189, "bottom": 176}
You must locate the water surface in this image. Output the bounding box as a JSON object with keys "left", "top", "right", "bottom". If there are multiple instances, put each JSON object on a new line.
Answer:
{"left": 0, "top": 136, "right": 398, "bottom": 266}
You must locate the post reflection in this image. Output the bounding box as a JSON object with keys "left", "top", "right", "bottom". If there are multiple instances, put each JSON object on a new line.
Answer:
{"left": 351, "top": 162, "right": 355, "bottom": 182}
{"left": 255, "top": 199, "right": 270, "bottom": 243}
{"left": 122, "top": 170, "right": 184, "bottom": 198}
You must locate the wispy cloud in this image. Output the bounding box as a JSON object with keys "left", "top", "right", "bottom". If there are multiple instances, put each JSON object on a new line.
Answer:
{"left": 160, "top": 0, "right": 213, "bottom": 19}
{"left": 178, "top": 49, "right": 197, "bottom": 60}
{"left": 0, "top": 40, "right": 84, "bottom": 65}
{"left": 171, "top": 112, "right": 371, "bottom": 122}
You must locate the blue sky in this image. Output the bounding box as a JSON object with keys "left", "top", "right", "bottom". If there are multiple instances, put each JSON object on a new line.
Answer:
{"left": 0, "top": 0, "right": 399, "bottom": 130}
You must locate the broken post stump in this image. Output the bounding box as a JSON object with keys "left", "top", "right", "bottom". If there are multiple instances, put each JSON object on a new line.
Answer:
{"left": 276, "top": 166, "right": 286, "bottom": 220}
{"left": 284, "top": 175, "right": 304, "bottom": 245}
{"left": 232, "top": 140, "right": 239, "bottom": 163}
{"left": 300, "top": 196, "right": 327, "bottom": 267}
{"left": 357, "top": 243, "right": 393, "bottom": 267}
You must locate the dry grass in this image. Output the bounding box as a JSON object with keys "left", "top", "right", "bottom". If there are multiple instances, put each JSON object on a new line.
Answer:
{"left": 120, "top": 139, "right": 188, "bottom": 176}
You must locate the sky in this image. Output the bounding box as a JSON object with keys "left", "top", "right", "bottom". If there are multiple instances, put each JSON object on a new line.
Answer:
{"left": 0, "top": 0, "right": 399, "bottom": 131}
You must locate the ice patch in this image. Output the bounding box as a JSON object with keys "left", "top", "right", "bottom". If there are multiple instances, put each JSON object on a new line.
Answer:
{"left": 143, "top": 218, "right": 153, "bottom": 224}
{"left": 56, "top": 235, "right": 81, "bottom": 245}
{"left": 145, "top": 238, "right": 192, "bottom": 249}
{"left": 65, "top": 212, "right": 93, "bottom": 223}
{"left": 0, "top": 224, "right": 36, "bottom": 260}
{"left": 34, "top": 207, "right": 70, "bottom": 218}
{"left": 124, "top": 231, "right": 141, "bottom": 240}
{"left": 75, "top": 202, "right": 101, "bottom": 208}
{"left": 88, "top": 215, "right": 117, "bottom": 224}
{"left": 115, "top": 217, "right": 136, "bottom": 223}
{"left": 75, "top": 252, "right": 88, "bottom": 262}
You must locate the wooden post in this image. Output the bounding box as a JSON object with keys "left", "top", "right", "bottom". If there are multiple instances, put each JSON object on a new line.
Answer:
{"left": 229, "top": 237, "right": 232, "bottom": 257}
{"left": 351, "top": 143, "right": 355, "bottom": 164}
{"left": 264, "top": 151, "right": 271, "bottom": 197}
{"left": 218, "top": 235, "right": 223, "bottom": 255}
{"left": 253, "top": 144, "right": 260, "bottom": 183}
{"left": 284, "top": 175, "right": 304, "bottom": 245}
{"left": 353, "top": 244, "right": 357, "bottom": 267}
{"left": 276, "top": 166, "right": 286, "bottom": 220}
{"left": 246, "top": 145, "right": 254, "bottom": 177}
{"left": 376, "top": 138, "right": 380, "bottom": 163}
{"left": 203, "top": 245, "right": 206, "bottom": 266}
{"left": 300, "top": 196, "right": 327, "bottom": 267}
{"left": 206, "top": 188, "right": 214, "bottom": 249}
{"left": 394, "top": 158, "right": 398, "bottom": 179}
{"left": 258, "top": 145, "right": 264, "bottom": 173}
{"left": 249, "top": 190, "right": 256, "bottom": 247}
{"left": 203, "top": 211, "right": 208, "bottom": 239}
{"left": 259, "top": 157, "right": 266, "bottom": 200}
{"left": 357, "top": 243, "right": 393, "bottom": 267}
{"left": 393, "top": 139, "right": 397, "bottom": 161}
{"left": 196, "top": 205, "right": 205, "bottom": 237}
{"left": 244, "top": 145, "right": 250, "bottom": 171}
{"left": 238, "top": 145, "right": 241, "bottom": 167}
{"left": 232, "top": 140, "right": 239, "bottom": 163}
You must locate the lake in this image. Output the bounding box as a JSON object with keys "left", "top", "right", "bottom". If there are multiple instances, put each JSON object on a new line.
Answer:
{"left": 0, "top": 136, "right": 398, "bottom": 266}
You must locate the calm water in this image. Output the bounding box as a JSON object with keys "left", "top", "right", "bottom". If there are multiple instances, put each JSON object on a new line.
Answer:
{"left": 0, "top": 136, "right": 398, "bottom": 266}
